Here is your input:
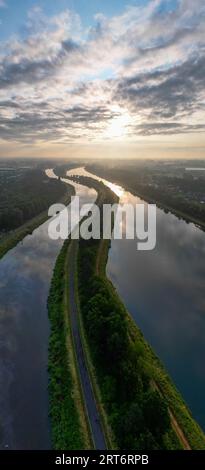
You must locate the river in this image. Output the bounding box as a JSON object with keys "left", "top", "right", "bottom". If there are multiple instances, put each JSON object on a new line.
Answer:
{"left": 1, "top": 165, "right": 205, "bottom": 449}
{"left": 67, "top": 167, "right": 205, "bottom": 431}
{"left": 0, "top": 171, "right": 96, "bottom": 449}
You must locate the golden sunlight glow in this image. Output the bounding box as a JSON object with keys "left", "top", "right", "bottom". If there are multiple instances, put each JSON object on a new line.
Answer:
{"left": 67, "top": 167, "right": 124, "bottom": 198}
{"left": 104, "top": 107, "right": 132, "bottom": 140}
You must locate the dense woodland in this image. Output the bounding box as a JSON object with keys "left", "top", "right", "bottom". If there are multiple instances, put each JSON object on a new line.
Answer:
{"left": 0, "top": 169, "right": 68, "bottom": 233}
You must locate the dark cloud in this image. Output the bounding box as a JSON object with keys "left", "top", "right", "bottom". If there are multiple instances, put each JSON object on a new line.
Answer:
{"left": 115, "top": 53, "right": 205, "bottom": 133}
{"left": 134, "top": 122, "right": 205, "bottom": 135}
{"left": 0, "top": 104, "right": 117, "bottom": 141}
{"left": 0, "top": 100, "right": 20, "bottom": 108}
{"left": 63, "top": 105, "right": 118, "bottom": 122}
{"left": 0, "top": 38, "right": 81, "bottom": 89}
{"left": 61, "top": 39, "right": 81, "bottom": 53}
{"left": 0, "top": 57, "right": 58, "bottom": 88}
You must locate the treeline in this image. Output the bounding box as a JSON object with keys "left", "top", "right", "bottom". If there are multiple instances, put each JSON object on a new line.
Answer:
{"left": 54, "top": 163, "right": 80, "bottom": 178}
{"left": 0, "top": 169, "right": 69, "bottom": 232}
{"left": 77, "top": 190, "right": 173, "bottom": 450}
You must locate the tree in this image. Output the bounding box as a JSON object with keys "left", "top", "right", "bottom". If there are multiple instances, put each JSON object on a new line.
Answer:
{"left": 142, "top": 390, "right": 170, "bottom": 441}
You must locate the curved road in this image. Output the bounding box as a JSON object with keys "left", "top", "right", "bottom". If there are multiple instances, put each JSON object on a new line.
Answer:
{"left": 68, "top": 240, "right": 107, "bottom": 450}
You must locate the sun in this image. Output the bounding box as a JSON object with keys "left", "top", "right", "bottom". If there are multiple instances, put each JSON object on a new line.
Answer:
{"left": 104, "top": 107, "right": 132, "bottom": 139}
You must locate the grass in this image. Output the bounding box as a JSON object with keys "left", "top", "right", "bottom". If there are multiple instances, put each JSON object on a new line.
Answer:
{"left": 64, "top": 242, "right": 93, "bottom": 449}
{"left": 47, "top": 239, "right": 92, "bottom": 450}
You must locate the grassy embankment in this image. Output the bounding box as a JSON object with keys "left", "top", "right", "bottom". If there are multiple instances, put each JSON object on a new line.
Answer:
{"left": 0, "top": 183, "right": 74, "bottom": 260}
{"left": 47, "top": 238, "right": 93, "bottom": 449}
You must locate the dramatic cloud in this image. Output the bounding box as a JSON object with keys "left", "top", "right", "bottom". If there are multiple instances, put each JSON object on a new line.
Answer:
{"left": 0, "top": 0, "right": 205, "bottom": 145}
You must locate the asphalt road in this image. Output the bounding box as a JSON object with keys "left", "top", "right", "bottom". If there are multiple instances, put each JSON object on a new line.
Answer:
{"left": 68, "top": 240, "right": 107, "bottom": 450}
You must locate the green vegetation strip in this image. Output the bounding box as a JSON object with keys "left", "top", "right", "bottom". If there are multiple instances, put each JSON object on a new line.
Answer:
{"left": 74, "top": 243, "right": 116, "bottom": 450}
{"left": 48, "top": 239, "right": 92, "bottom": 450}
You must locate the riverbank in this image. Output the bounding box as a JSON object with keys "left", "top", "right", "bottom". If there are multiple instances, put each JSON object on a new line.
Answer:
{"left": 126, "top": 185, "right": 205, "bottom": 232}
{"left": 0, "top": 184, "right": 74, "bottom": 260}
{"left": 85, "top": 166, "right": 205, "bottom": 232}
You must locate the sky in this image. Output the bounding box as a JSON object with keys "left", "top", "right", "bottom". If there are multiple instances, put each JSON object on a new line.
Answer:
{"left": 0, "top": 0, "right": 205, "bottom": 159}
